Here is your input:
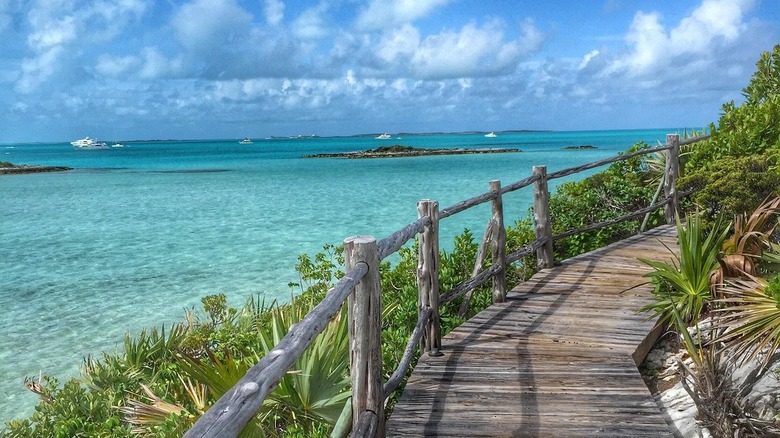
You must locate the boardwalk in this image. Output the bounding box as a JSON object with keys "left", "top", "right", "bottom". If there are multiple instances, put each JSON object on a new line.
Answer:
{"left": 386, "top": 225, "right": 679, "bottom": 437}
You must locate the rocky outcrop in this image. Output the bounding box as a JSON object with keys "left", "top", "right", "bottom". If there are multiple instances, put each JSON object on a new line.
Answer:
{"left": 563, "top": 145, "right": 598, "bottom": 150}
{"left": 0, "top": 163, "right": 72, "bottom": 174}
{"left": 303, "top": 145, "right": 520, "bottom": 159}
{"left": 642, "top": 330, "right": 780, "bottom": 437}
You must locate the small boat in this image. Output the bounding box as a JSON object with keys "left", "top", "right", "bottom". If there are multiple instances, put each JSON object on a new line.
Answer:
{"left": 111, "top": 142, "right": 124, "bottom": 148}
{"left": 239, "top": 137, "right": 253, "bottom": 144}
{"left": 71, "top": 136, "right": 109, "bottom": 149}
{"left": 484, "top": 132, "right": 497, "bottom": 138}
{"left": 376, "top": 133, "right": 391, "bottom": 139}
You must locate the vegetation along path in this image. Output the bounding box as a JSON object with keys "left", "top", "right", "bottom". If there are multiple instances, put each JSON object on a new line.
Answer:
{"left": 386, "top": 224, "right": 678, "bottom": 437}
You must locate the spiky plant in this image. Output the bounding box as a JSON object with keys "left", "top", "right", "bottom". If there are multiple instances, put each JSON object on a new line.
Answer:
{"left": 641, "top": 214, "right": 730, "bottom": 326}
{"left": 717, "top": 196, "right": 780, "bottom": 280}
{"left": 714, "top": 275, "right": 780, "bottom": 369}
{"left": 256, "top": 298, "right": 351, "bottom": 434}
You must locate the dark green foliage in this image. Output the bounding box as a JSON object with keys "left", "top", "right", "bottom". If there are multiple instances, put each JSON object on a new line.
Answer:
{"left": 680, "top": 151, "right": 780, "bottom": 220}
{"left": 506, "top": 218, "right": 538, "bottom": 282}
{"left": 549, "top": 142, "right": 659, "bottom": 259}
{"left": 289, "top": 243, "right": 344, "bottom": 301}
{"left": 3, "top": 376, "right": 134, "bottom": 437}
{"left": 766, "top": 275, "right": 780, "bottom": 308}
{"left": 373, "top": 145, "right": 415, "bottom": 153}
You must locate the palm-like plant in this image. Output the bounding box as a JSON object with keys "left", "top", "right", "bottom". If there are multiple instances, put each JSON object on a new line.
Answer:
{"left": 714, "top": 275, "right": 780, "bottom": 369}
{"left": 716, "top": 196, "right": 780, "bottom": 281}
{"left": 641, "top": 214, "right": 730, "bottom": 326}
{"left": 257, "top": 297, "right": 351, "bottom": 433}
{"left": 118, "top": 383, "right": 190, "bottom": 436}
{"left": 119, "top": 296, "right": 350, "bottom": 436}
{"left": 119, "top": 353, "right": 263, "bottom": 437}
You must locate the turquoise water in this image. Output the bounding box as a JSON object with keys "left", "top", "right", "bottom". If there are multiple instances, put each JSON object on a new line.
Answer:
{"left": 0, "top": 129, "right": 672, "bottom": 422}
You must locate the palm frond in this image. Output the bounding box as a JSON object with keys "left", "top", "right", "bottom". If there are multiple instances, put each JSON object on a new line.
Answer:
{"left": 714, "top": 276, "right": 780, "bottom": 369}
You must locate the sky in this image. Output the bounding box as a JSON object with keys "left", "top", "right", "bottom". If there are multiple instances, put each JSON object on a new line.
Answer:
{"left": 1, "top": 0, "right": 778, "bottom": 143}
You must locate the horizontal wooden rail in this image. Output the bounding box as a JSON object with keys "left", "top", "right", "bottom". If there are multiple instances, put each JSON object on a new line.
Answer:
{"left": 183, "top": 263, "right": 369, "bottom": 438}
{"left": 500, "top": 174, "right": 542, "bottom": 196}
{"left": 378, "top": 216, "right": 431, "bottom": 260}
{"left": 551, "top": 198, "right": 672, "bottom": 241}
{"left": 440, "top": 264, "right": 502, "bottom": 305}
{"left": 547, "top": 145, "right": 672, "bottom": 181}
{"left": 439, "top": 175, "right": 541, "bottom": 220}
{"left": 679, "top": 133, "right": 711, "bottom": 146}
{"left": 440, "top": 191, "right": 497, "bottom": 219}
{"left": 507, "top": 236, "right": 549, "bottom": 264}
{"left": 440, "top": 235, "right": 548, "bottom": 306}
{"left": 550, "top": 188, "right": 696, "bottom": 242}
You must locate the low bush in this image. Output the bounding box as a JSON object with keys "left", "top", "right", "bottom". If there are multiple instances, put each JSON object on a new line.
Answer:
{"left": 679, "top": 151, "right": 780, "bottom": 222}
{"left": 550, "top": 142, "right": 661, "bottom": 259}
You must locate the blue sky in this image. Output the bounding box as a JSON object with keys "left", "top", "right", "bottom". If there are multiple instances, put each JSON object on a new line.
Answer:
{"left": 1, "top": 0, "right": 778, "bottom": 143}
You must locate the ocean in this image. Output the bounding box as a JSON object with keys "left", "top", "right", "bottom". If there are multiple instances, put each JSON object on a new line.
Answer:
{"left": 1, "top": 129, "right": 674, "bottom": 422}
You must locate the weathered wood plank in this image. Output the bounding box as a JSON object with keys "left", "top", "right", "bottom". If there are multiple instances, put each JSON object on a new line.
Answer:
{"left": 386, "top": 225, "right": 677, "bottom": 437}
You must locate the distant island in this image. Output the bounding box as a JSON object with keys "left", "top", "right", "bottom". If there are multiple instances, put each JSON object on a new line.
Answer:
{"left": 563, "top": 145, "right": 598, "bottom": 150}
{"left": 303, "top": 145, "right": 520, "bottom": 159}
{"left": 0, "top": 161, "right": 71, "bottom": 175}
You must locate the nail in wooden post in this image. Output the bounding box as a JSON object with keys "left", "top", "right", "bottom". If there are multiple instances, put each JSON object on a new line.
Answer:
{"left": 344, "top": 236, "right": 384, "bottom": 436}
{"left": 417, "top": 200, "right": 442, "bottom": 357}
{"left": 664, "top": 134, "right": 680, "bottom": 224}
{"left": 489, "top": 180, "right": 507, "bottom": 303}
{"left": 533, "top": 166, "right": 554, "bottom": 269}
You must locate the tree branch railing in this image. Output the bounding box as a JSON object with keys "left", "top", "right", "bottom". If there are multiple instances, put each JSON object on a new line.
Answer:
{"left": 184, "top": 133, "right": 710, "bottom": 438}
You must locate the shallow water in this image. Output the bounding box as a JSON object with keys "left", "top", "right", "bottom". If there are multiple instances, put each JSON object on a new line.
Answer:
{"left": 0, "top": 129, "right": 674, "bottom": 421}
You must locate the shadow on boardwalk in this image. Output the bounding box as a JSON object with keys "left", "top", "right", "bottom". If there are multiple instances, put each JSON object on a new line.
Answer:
{"left": 386, "top": 225, "right": 679, "bottom": 437}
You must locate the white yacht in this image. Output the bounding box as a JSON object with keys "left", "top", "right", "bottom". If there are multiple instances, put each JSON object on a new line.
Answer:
{"left": 484, "top": 132, "right": 497, "bottom": 138}
{"left": 376, "top": 133, "right": 392, "bottom": 139}
{"left": 71, "top": 137, "right": 109, "bottom": 149}
{"left": 239, "top": 137, "right": 253, "bottom": 144}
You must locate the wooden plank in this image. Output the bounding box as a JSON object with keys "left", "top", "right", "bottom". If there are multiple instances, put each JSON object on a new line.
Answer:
{"left": 386, "top": 225, "right": 677, "bottom": 437}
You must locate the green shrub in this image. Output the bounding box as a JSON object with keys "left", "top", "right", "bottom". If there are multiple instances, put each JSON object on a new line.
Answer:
{"left": 550, "top": 142, "right": 659, "bottom": 259}
{"left": 2, "top": 376, "right": 134, "bottom": 437}
{"left": 680, "top": 151, "right": 780, "bottom": 220}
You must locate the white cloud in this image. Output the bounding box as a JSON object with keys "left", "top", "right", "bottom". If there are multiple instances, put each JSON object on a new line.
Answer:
{"left": 96, "top": 54, "right": 139, "bottom": 77}
{"left": 372, "top": 19, "right": 540, "bottom": 79}
{"left": 264, "top": 0, "right": 284, "bottom": 26}
{"left": 356, "top": 0, "right": 452, "bottom": 31}
{"left": 172, "top": 0, "right": 252, "bottom": 53}
{"left": 14, "top": 46, "right": 62, "bottom": 93}
{"left": 579, "top": 50, "right": 600, "bottom": 70}
{"left": 292, "top": 3, "right": 330, "bottom": 40}
{"left": 27, "top": 15, "right": 78, "bottom": 50}
{"left": 377, "top": 24, "right": 420, "bottom": 62}
{"left": 139, "top": 47, "right": 180, "bottom": 79}
{"left": 611, "top": 0, "right": 755, "bottom": 77}
{"left": 2, "top": 0, "right": 777, "bottom": 142}
{"left": 12, "top": 0, "right": 149, "bottom": 94}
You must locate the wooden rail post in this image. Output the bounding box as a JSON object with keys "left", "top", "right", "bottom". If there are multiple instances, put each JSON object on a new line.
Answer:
{"left": 664, "top": 134, "right": 680, "bottom": 224}
{"left": 533, "top": 166, "right": 554, "bottom": 269}
{"left": 345, "top": 236, "right": 384, "bottom": 437}
{"left": 417, "top": 200, "right": 443, "bottom": 356}
{"left": 489, "top": 180, "right": 507, "bottom": 303}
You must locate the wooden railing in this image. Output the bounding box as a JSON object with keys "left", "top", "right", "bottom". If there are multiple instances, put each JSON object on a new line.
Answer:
{"left": 183, "top": 133, "right": 710, "bottom": 438}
